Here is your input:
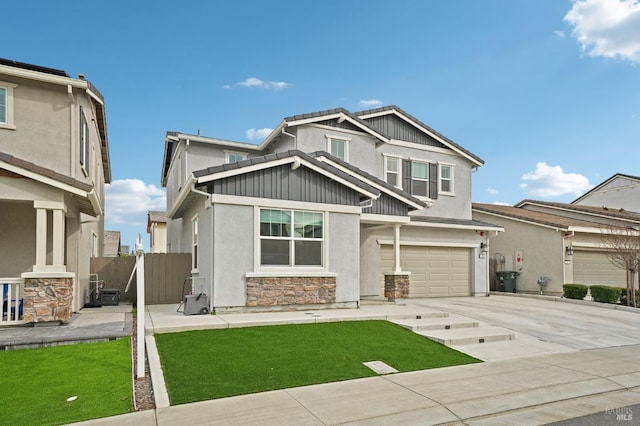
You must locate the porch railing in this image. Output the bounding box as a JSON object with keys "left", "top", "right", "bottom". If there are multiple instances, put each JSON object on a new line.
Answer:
{"left": 1, "top": 278, "right": 24, "bottom": 325}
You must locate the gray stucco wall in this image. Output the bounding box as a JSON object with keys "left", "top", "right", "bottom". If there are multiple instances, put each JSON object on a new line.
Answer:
{"left": 0, "top": 201, "right": 35, "bottom": 276}
{"left": 328, "top": 212, "right": 360, "bottom": 302}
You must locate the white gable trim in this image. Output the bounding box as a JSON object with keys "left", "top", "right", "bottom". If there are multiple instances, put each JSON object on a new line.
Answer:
{"left": 286, "top": 112, "right": 389, "bottom": 143}
{"left": 210, "top": 193, "right": 362, "bottom": 214}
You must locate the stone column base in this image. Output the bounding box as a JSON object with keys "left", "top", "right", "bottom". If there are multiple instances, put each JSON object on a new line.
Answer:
{"left": 384, "top": 274, "right": 410, "bottom": 301}
{"left": 22, "top": 276, "right": 74, "bottom": 323}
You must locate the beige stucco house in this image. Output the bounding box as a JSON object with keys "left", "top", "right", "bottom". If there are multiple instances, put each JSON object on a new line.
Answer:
{"left": 473, "top": 200, "right": 640, "bottom": 296}
{"left": 0, "top": 58, "right": 110, "bottom": 323}
{"left": 573, "top": 173, "right": 640, "bottom": 212}
{"left": 147, "top": 211, "right": 167, "bottom": 253}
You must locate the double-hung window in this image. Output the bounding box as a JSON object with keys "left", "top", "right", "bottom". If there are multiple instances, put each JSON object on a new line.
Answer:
{"left": 384, "top": 156, "right": 401, "bottom": 187}
{"left": 411, "top": 161, "right": 429, "bottom": 197}
{"left": 79, "top": 106, "right": 90, "bottom": 175}
{"left": 326, "top": 135, "right": 350, "bottom": 161}
{"left": 0, "top": 82, "right": 17, "bottom": 129}
{"left": 260, "top": 209, "right": 323, "bottom": 267}
{"left": 439, "top": 164, "right": 454, "bottom": 194}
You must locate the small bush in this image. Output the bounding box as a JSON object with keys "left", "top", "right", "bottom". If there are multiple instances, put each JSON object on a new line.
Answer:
{"left": 620, "top": 292, "right": 640, "bottom": 307}
{"left": 563, "top": 284, "right": 589, "bottom": 300}
{"left": 590, "top": 285, "right": 623, "bottom": 304}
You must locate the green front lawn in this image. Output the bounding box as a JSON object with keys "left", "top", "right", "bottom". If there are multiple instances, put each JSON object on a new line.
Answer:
{"left": 0, "top": 338, "right": 133, "bottom": 425}
{"left": 155, "top": 320, "right": 480, "bottom": 405}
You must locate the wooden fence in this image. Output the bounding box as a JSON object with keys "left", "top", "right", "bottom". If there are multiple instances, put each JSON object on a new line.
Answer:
{"left": 90, "top": 253, "right": 192, "bottom": 305}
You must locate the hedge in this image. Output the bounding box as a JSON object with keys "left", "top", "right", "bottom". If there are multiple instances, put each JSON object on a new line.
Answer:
{"left": 590, "top": 285, "right": 623, "bottom": 304}
{"left": 620, "top": 292, "right": 640, "bottom": 307}
{"left": 563, "top": 284, "right": 589, "bottom": 300}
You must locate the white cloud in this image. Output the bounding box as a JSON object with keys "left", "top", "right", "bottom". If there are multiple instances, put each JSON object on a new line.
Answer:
{"left": 226, "top": 77, "right": 290, "bottom": 91}
{"left": 519, "top": 162, "right": 592, "bottom": 197}
{"left": 493, "top": 201, "right": 512, "bottom": 206}
{"left": 554, "top": 30, "right": 566, "bottom": 38}
{"left": 564, "top": 0, "right": 640, "bottom": 64}
{"left": 487, "top": 186, "right": 499, "bottom": 195}
{"left": 358, "top": 99, "right": 383, "bottom": 108}
{"left": 105, "top": 179, "right": 166, "bottom": 225}
{"left": 246, "top": 128, "right": 273, "bottom": 141}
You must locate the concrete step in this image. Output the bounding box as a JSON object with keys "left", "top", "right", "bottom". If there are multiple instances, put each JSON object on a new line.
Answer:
{"left": 417, "top": 326, "right": 516, "bottom": 346}
{"left": 386, "top": 312, "right": 449, "bottom": 320}
{"left": 390, "top": 318, "right": 478, "bottom": 331}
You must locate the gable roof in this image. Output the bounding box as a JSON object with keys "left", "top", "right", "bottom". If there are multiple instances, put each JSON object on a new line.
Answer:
{"left": 515, "top": 199, "right": 640, "bottom": 222}
{"left": 572, "top": 173, "right": 640, "bottom": 205}
{"left": 0, "top": 151, "right": 101, "bottom": 216}
{"left": 309, "top": 150, "right": 426, "bottom": 211}
{"left": 472, "top": 202, "right": 640, "bottom": 232}
{"left": 356, "top": 105, "right": 484, "bottom": 166}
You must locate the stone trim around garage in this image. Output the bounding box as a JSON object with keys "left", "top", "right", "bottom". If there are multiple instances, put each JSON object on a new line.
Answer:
{"left": 246, "top": 276, "right": 336, "bottom": 308}
{"left": 384, "top": 273, "right": 410, "bottom": 301}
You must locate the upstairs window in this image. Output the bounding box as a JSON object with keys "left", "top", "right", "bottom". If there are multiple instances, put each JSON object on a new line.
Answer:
{"left": 260, "top": 209, "right": 323, "bottom": 267}
{"left": 225, "top": 151, "right": 247, "bottom": 163}
{"left": 439, "top": 164, "right": 454, "bottom": 194}
{"left": 0, "top": 82, "right": 17, "bottom": 129}
{"left": 326, "top": 135, "right": 350, "bottom": 161}
{"left": 411, "top": 161, "right": 429, "bottom": 197}
{"left": 384, "top": 156, "right": 401, "bottom": 188}
{"left": 79, "top": 106, "right": 90, "bottom": 175}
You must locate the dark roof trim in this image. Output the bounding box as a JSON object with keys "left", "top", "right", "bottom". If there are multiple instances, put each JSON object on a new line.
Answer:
{"left": 515, "top": 199, "right": 640, "bottom": 221}
{"left": 0, "top": 151, "right": 93, "bottom": 192}
{"left": 0, "top": 57, "right": 69, "bottom": 77}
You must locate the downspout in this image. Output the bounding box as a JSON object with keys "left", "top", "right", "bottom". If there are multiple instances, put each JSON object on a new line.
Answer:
{"left": 281, "top": 127, "right": 297, "bottom": 149}
{"left": 190, "top": 184, "right": 214, "bottom": 311}
{"left": 68, "top": 84, "right": 75, "bottom": 178}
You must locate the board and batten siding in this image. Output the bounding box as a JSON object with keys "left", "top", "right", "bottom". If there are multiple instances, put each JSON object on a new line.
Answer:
{"left": 364, "top": 115, "right": 447, "bottom": 148}
{"left": 208, "top": 164, "right": 362, "bottom": 206}
{"left": 363, "top": 192, "right": 409, "bottom": 216}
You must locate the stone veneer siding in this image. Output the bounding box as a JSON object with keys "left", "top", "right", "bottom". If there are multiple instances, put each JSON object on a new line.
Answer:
{"left": 384, "top": 274, "right": 410, "bottom": 301}
{"left": 246, "top": 276, "right": 336, "bottom": 307}
{"left": 23, "top": 277, "right": 74, "bottom": 323}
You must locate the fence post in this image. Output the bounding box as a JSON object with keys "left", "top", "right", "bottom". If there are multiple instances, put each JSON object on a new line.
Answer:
{"left": 135, "top": 235, "right": 145, "bottom": 380}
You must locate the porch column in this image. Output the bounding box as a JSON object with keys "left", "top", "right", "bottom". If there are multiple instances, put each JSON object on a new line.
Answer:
{"left": 35, "top": 207, "right": 47, "bottom": 267}
{"left": 393, "top": 224, "right": 401, "bottom": 273}
{"left": 33, "top": 201, "right": 66, "bottom": 273}
{"left": 52, "top": 208, "right": 65, "bottom": 267}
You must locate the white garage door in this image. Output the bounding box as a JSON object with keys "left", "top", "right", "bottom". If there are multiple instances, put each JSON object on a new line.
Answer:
{"left": 573, "top": 250, "right": 626, "bottom": 287}
{"left": 380, "top": 245, "right": 471, "bottom": 297}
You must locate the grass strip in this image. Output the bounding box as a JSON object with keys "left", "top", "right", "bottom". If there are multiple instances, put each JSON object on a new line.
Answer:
{"left": 0, "top": 338, "right": 133, "bottom": 425}
{"left": 155, "top": 320, "right": 480, "bottom": 404}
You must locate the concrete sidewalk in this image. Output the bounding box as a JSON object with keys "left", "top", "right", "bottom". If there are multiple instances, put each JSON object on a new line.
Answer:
{"left": 75, "top": 295, "right": 640, "bottom": 425}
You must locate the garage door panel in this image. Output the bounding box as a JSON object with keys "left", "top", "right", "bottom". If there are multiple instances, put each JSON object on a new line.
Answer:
{"left": 573, "top": 250, "right": 626, "bottom": 287}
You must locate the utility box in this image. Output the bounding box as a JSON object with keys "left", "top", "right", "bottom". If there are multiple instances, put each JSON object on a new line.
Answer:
{"left": 183, "top": 294, "right": 209, "bottom": 315}
{"left": 101, "top": 289, "right": 120, "bottom": 306}
{"left": 496, "top": 271, "right": 518, "bottom": 293}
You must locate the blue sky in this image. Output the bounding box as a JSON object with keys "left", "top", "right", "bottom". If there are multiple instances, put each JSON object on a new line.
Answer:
{"left": 3, "top": 0, "right": 640, "bottom": 250}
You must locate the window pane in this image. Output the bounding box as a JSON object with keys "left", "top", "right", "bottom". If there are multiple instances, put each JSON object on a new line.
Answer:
{"left": 441, "top": 180, "right": 451, "bottom": 192}
{"left": 261, "top": 240, "right": 290, "bottom": 265}
{"left": 294, "top": 241, "right": 322, "bottom": 266}
{"left": 387, "top": 173, "right": 398, "bottom": 186}
{"left": 294, "top": 211, "right": 323, "bottom": 238}
{"left": 0, "top": 87, "right": 6, "bottom": 123}
{"left": 441, "top": 165, "right": 451, "bottom": 179}
{"left": 413, "top": 180, "right": 428, "bottom": 197}
{"left": 260, "top": 209, "right": 291, "bottom": 236}
{"left": 412, "top": 162, "right": 428, "bottom": 179}
{"left": 386, "top": 157, "right": 398, "bottom": 172}
{"left": 331, "top": 139, "right": 345, "bottom": 160}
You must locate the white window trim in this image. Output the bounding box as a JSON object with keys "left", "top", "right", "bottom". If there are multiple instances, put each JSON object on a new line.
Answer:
{"left": 0, "top": 81, "right": 18, "bottom": 130}
{"left": 224, "top": 150, "right": 248, "bottom": 163}
{"left": 79, "top": 106, "right": 90, "bottom": 177}
{"left": 325, "top": 134, "right": 350, "bottom": 161}
{"left": 439, "top": 162, "right": 455, "bottom": 196}
{"left": 254, "top": 207, "right": 328, "bottom": 272}
{"left": 383, "top": 154, "right": 403, "bottom": 189}
{"left": 191, "top": 214, "right": 199, "bottom": 273}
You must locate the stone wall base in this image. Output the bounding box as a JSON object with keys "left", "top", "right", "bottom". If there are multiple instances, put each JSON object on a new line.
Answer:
{"left": 23, "top": 277, "right": 74, "bottom": 323}
{"left": 384, "top": 274, "right": 410, "bottom": 301}
{"left": 246, "top": 276, "right": 336, "bottom": 307}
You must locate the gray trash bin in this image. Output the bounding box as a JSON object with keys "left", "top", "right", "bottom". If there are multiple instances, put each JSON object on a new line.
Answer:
{"left": 183, "top": 294, "right": 210, "bottom": 315}
{"left": 496, "top": 271, "right": 518, "bottom": 293}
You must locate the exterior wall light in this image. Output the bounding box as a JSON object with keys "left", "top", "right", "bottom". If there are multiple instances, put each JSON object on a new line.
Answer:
{"left": 565, "top": 244, "right": 574, "bottom": 256}
{"left": 479, "top": 242, "right": 489, "bottom": 258}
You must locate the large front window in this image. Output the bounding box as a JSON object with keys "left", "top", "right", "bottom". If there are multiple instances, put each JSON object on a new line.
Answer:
{"left": 260, "top": 209, "right": 323, "bottom": 266}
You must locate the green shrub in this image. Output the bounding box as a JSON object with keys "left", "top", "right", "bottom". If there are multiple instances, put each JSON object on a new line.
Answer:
{"left": 563, "top": 284, "right": 589, "bottom": 300}
{"left": 620, "top": 291, "right": 640, "bottom": 307}
{"left": 590, "top": 285, "right": 623, "bottom": 304}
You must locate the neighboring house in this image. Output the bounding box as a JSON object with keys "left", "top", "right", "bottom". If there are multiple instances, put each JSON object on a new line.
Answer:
{"left": 472, "top": 200, "right": 640, "bottom": 295}
{"left": 573, "top": 173, "right": 640, "bottom": 212}
{"left": 161, "top": 106, "right": 502, "bottom": 312}
{"left": 147, "top": 210, "right": 167, "bottom": 253}
{"left": 104, "top": 231, "right": 121, "bottom": 257}
{"left": 0, "top": 58, "right": 110, "bottom": 322}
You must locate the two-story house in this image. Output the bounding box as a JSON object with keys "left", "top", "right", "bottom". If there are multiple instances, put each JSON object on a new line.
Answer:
{"left": 161, "top": 106, "right": 501, "bottom": 312}
{"left": 0, "top": 58, "right": 110, "bottom": 323}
